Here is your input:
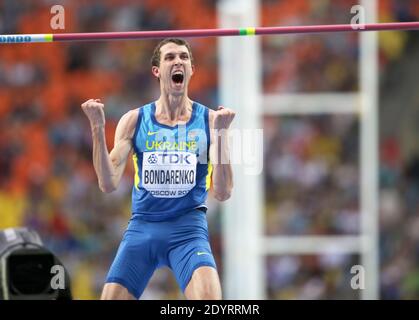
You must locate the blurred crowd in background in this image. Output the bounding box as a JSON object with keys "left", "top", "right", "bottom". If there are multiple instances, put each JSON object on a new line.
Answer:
{"left": 1, "top": 0, "right": 419, "bottom": 299}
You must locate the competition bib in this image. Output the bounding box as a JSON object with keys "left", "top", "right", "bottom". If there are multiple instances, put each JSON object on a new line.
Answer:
{"left": 142, "top": 151, "right": 197, "bottom": 198}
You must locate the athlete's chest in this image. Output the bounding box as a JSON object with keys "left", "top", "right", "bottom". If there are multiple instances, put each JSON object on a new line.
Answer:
{"left": 138, "top": 125, "right": 202, "bottom": 198}
{"left": 138, "top": 121, "right": 207, "bottom": 153}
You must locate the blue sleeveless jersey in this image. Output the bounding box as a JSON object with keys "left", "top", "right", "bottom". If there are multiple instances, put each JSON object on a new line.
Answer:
{"left": 131, "top": 101, "right": 212, "bottom": 221}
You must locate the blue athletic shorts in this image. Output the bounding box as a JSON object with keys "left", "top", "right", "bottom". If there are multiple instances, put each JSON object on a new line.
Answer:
{"left": 105, "top": 209, "right": 217, "bottom": 299}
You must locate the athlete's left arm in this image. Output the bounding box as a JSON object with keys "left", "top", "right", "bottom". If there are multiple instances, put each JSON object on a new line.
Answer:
{"left": 209, "top": 106, "right": 236, "bottom": 201}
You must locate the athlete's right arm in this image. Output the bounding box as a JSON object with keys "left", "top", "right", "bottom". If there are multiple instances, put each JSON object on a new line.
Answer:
{"left": 81, "top": 99, "right": 138, "bottom": 193}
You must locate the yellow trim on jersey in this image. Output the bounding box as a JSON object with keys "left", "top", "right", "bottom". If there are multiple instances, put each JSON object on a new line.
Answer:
{"left": 132, "top": 153, "right": 140, "bottom": 190}
{"left": 206, "top": 162, "right": 213, "bottom": 191}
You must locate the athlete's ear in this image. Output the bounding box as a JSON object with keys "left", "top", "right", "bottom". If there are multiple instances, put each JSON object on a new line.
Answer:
{"left": 191, "top": 65, "right": 195, "bottom": 76}
{"left": 152, "top": 66, "right": 160, "bottom": 79}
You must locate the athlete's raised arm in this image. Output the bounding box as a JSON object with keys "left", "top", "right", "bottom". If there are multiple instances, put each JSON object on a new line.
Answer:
{"left": 81, "top": 98, "right": 138, "bottom": 193}
{"left": 209, "top": 106, "right": 235, "bottom": 201}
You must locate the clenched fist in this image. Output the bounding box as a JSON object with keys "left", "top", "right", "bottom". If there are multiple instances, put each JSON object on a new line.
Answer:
{"left": 213, "top": 106, "right": 235, "bottom": 130}
{"left": 81, "top": 98, "right": 105, "bottom": 128}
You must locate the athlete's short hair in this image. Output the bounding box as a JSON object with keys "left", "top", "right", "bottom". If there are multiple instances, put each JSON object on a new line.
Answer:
{"left": 151, "top": 38, "right": 194, "bottom": 67}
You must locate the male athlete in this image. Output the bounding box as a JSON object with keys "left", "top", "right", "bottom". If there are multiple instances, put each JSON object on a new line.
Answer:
{"left": 81, "top": 38, "right": 235, "bottom": 300}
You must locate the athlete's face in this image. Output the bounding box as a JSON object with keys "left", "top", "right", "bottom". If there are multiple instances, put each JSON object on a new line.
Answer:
{"left": 152, "top": 42, "right": 194, "bottom": 96}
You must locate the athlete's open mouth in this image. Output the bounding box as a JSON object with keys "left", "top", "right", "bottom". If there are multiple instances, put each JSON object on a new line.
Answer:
{"left": 171, "top": 71, "right": 184, "bottom": 84}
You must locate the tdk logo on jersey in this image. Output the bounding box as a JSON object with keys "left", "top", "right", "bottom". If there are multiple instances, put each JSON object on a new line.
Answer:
{"left": 160, "top": 153, "right": 191, "bottom": 164}
{"left": 148, "top": 153, "right": 191, "bottom": 165}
